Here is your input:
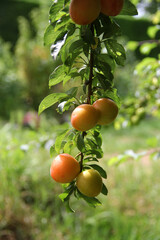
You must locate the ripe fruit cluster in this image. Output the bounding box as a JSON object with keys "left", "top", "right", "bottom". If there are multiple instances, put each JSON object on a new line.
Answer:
{"left": 50, "top": 154, "right": 103, "bottom": 197}
{"left": 71, "top": 98, "right": 118, "bottom": 132}
{"left": 69, "top": 0, "right": 124, "bottom": 25}
{"left": 50, "top": 98, "right": 118, "bottom": 198}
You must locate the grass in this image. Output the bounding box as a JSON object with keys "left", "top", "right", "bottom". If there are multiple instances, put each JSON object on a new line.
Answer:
{"left": 102, "top": 117, "right": 160, "bottom": 154}
{"left": 0, "top": 117, "right": 160, "bottom": 240}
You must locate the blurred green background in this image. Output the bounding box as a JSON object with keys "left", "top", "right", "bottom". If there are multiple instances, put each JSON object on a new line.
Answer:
{"left": 0, "top": 0, "right": 160, "bottom": 239}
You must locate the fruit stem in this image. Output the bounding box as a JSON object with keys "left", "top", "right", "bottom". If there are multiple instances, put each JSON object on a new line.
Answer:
{"left": 80, "top": 131, "right": 86, "bottom": 172}
{"left": 80, "top": 152, "right": 84, "bottom": 172}
{"left": 87, "top": 24, "right": 94, "bottom": 104}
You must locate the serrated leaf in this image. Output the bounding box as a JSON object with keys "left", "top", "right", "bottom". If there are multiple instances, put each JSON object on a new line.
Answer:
{"left": 59, "top": 192, "right": 70, "bottom": 202}
{"left": 57, "top": 98, "right": 75, "bottom": 114}
{"left": 69, "top": 39, "right": 84, "bottom": 53}
{"left": 61, "top": 37, "right": 83, "bottom": 69}
{"left": 97, "top": 54, "right": 116, "bottom": 70}
{"left": 66, "top": 87, "right": 78, "bottom": 97}
{"left": 86, "top": 149, "right": 103, "bottom": 158}
{"left": 83, "top": 43, "right": 90, "bottom": 57}
{"left": 77, "top": 134, "right": 85, "bottom": 152}
{"left": 105, "top": 39, "right": 126, "bottom": 66}
{"left": 95, "top": 72, "right": 113, "bottom": 91}
{"left": 44, "top": 24, "right": 56, "bottom": 46}
{"left": 44, "top": 15, "right": 71, "bottom": 46}
{"left": 63, "top": 140, "right": 74, "bottom": 154}
{"left": 93, "top": 130, "right": 102, "bottom": 147}
{"left": 49, "top": 65, "right": 70, "bottom": 87}
{"left": 95, "top": 57, "right": 114, "bottom": 81}
{"left": 77, "top": 190, "right": 102, "bottom": 207}
{"left": 103, "top": 88, "right": 121, "bottom": 108}
{"left": 83, "top": 157, "right": 99, "bottom": 162}
{"left": 38, "top": 93, "right": 68, "bottom": 114}
{"left": 81, "top": 26, "right": 95, "bottom": 45}
{"left": 49, "top": 0, "right": 65, "bottom": 22}
{"left": 99, "top": 14, "right": 121, "bottom": 38}
{"left": 65, "top": 200, "right": 75, "bottom": 213}
{"left": 120, "top": 0, "right": 138, "bottom": 16}
{"left": 94, "top": 18, "right": 103, "bottom": 36}
{"left": 59, "top": 183, "right": 75, "bottom": 212}
{"left": 55, "top": 129, "right": 70, "bottom": 153}
{"left": 50, "top": 146, "right": 55, "bottom": 157}
{"left": 101, "top": 183, "right": 108, "bottom": 195}
{"left": 89, "top": 164, "right": 107, "bottom": 179}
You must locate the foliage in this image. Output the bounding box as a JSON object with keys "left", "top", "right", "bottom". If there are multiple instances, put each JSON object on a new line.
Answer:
{"left": 0, "top": 38, "right": 23, "bottom": 119}
{"left": 39, "top": 0, "right": 138, "bottom": 211}
{"left": 0, "top": 3, "right": 56, "bottom": 119}
{"left": 116, "top": 8, "right": 160, "bottom": 129}
{"left": 15, "top": 6, "right": 54, "bottom": 110}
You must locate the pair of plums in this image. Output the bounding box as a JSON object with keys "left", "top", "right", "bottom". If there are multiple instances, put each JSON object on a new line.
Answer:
{"left": 71, "top": 98, "right": 118, "bottom": 132}
{"left": 69, "top": 0, "right": 124, "bottom": 25}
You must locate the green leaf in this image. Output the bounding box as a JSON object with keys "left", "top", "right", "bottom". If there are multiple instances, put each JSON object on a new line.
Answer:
{"left": 44, "top": 23, "right": 56, "bottom": 46}
{"left": 140, "top": 43, "right": 157, "bottom": 55}
{"left": 63, "top": 140, "right": 74, "bottom": 154}
{"left": 66, "top": 87, "right": 78, "bottom": 97}
{"left": 49, "top": 0, "right": 65, "bottom": 22}
{"left": 83, "top": 156, "right": 99, "bottom": 162}
{"left": 65, "top": 200, "right": 75, "bottom": 213}
{"left": 120, "top": 0, "right": 138, "bottom": 16}
{"left": 44, "top": 15, "right": 71, "bottom": 46}
{"left": 95, "top": 59, "right": 114, "bottom": 82}
{"left": 99, "top": 15, "right": 121, "bottom": 38}
{"left": 61, "top": 39, "right": 84, "bottom": 68}
{"left": 57, "top": 98, "right": 76, "bottom": 114}
{"left": 59, "top": 192, "right": 70, "bottom": 202}
{"left": 50, "top": 146, "right": 55, "bottom": 157}
{"left": 83, "top": 42, "right": 90, "bottom": 57}
{"left": 81, "top": 26, "right": 95, "bottom": 45}
{"left": 77, "top": 190, "right": 102, "bottom": 207}
{"left": 101, "top": 183, "right": 108, "bottom": 195}
{"left": 89, "top": 164, "right": 107, "bottom": 179}
{"left": 69, "top": 39, "right": 84, "bottom": 53}
{"left": 60, "top": 36, "right": 83, "bottom": 69}
{"left": 59, "top": 182, "right": 75, "bottom": 212}
{"left": 44, "top": 23, "right": 68, "bottom": 46}
{"left": 147, "top": 26, "right": 160, "bottom": 39}
{"left": 77, "top": 134, "right": 85, "bottom": 152}
{"left": 49, "top": 65, "right": 70, "bottom": 87}
{"left": 55, "top": 129, "right": 70, "bottom": 153}
{"left": 97, "top": 54, "right": 116, "bottom": 70}
{"left": 105, "top": 39, "right": 126, "bottom": 66}
{"left": 38, "top": 93, "right": 68, "bottom": 115}
{"left": 94, "top": 18, "right": 103, "bottom": 37}
{"left": 86, "top": 149, "right": 103, "bottom": 158}
{"left": 95, "top": 72, "right": 113, "bottom": 91}
{"left": 103, "top": 88, "right": 121, "bottom": 108}
{"left": 94, "top": 132, "right": 102, "bottom": 147}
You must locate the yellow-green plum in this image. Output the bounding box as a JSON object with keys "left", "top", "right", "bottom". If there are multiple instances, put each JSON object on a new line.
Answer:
{"left": 76, "top": 169, "right": 102, "bottom": 197}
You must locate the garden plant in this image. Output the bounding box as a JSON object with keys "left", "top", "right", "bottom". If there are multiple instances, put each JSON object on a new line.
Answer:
{"left": 39, "top": 0, "right": 138, "bottom": 211}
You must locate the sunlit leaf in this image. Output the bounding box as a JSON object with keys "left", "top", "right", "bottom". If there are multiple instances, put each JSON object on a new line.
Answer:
{"left": 120, "top": 0, "right": 138, "bottom": 16}
{"left": 89, "top": 164, "right": 107, "bottom": 178}
{"left": 38, "top": 93, "right": 68, "bottom": 114}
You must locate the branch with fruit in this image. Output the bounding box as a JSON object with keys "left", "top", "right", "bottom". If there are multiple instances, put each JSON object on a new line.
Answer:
{"left": 38, "top": 0, "right": 138, "bottom": 211}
